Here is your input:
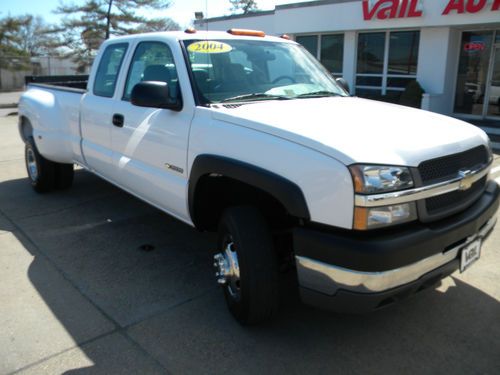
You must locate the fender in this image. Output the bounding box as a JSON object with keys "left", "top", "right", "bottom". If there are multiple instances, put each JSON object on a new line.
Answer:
{"left": 188, "top": 154, "right": 310, "bottom": 224}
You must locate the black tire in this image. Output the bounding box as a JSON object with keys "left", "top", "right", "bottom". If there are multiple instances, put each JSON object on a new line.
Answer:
{"left": 217, "top": 206, "right": 279, "bottom": 325}
{"left": 55, "top": 163, "right": 74, "bottom": 190}
{"left": 25, "top": 137, "right": 56, "bottom": 193}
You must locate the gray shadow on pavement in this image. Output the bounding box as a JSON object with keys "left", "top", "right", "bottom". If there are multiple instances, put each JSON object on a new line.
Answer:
{"left": 0, "top": 170, "right": 499, "bottom": 374}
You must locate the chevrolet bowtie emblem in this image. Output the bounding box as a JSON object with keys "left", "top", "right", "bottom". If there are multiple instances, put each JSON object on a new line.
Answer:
{"left": 458, "top": 169, "right": 474, "bottom": 191}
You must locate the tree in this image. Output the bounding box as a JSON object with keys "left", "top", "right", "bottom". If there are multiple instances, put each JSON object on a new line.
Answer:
{"left": 17, "top": 15, "right": 63, "bottom": 57}
{"left": 229, "top": 0, "right": 259, "bottom": 14}
{"left": 0, "top": 15, "right": 30, "bottom": 89}
{"left": 55, "top": 0, "right": 180, "bottom": 72}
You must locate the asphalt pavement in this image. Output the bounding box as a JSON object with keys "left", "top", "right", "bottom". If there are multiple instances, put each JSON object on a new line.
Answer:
{"left": 1, "top": 114, "right": 499, "bottom": 374}
{"left": 0, "top": 91, "right": 21, "bottom": 117}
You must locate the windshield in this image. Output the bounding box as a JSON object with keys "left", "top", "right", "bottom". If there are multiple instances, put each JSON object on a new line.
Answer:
{"left": 182, "top": 39, "right": 347, "bottom": 104}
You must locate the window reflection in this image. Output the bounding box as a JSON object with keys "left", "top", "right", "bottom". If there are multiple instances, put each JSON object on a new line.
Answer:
{"left": 295, "top": 35, "right": 318, "bottom": 58}
{"left": 388, "top": 31, "right": 419, "bottom": 75}
{"left": 357, "top": 32, "right": 385, "bottom": 74}
{"left": 320, "top": 34, "right": 344, "bottom": 74}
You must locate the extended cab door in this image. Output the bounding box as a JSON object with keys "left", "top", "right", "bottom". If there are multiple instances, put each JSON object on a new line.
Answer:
{"left": 110, "top": 40, "right": 194, "bottom": 223}
{"left": 80, "top": 42, "right": 129, "bottom": 177}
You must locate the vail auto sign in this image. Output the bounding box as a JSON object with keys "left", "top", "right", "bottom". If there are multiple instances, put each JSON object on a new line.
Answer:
{"left": 362, "top": 0, "right": 500, "bottom": 20}
{"left": 362, "top": 0, "right": 422, "bottom": 20}
{"left": 443, "top": 0, "right": 500, "bottom": 14}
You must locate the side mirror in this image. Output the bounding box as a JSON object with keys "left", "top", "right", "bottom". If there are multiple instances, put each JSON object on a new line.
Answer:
{"left": 335, "top": 77, "right": 350, "bottom": 95}
{"left": 131, "top": 81, "right": 182, "bottom": 111}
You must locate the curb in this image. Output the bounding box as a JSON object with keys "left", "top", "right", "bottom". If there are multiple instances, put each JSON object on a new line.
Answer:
{"left": 0, "top": 103, "right": 18, "bottom": 109}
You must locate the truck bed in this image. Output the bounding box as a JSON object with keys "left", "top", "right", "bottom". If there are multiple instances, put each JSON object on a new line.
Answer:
{"left": 24, "top": 75, "right": 89, "bottom": 91}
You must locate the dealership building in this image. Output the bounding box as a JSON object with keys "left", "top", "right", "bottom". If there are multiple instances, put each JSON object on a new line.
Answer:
{"left": 196, "top": 0, "right": 500, "bottom": 132}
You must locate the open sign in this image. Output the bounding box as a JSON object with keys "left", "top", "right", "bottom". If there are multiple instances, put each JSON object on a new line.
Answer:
{"left": 464, "top": 41, "right": 486, "bottom": 52}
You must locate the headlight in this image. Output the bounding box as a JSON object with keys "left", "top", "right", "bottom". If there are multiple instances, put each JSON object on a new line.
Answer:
{"left": 349, "top": 165, "right": 414, "bottom": 194}
{"left": 354, "top": 203, "right": 417, "bottom": 230}
{"left": 350, "top": 164, "right": 416, "bottom": 230}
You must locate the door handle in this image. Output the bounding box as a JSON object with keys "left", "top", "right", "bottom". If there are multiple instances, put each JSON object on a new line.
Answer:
{"left": 112, "top": 113, "right": 124, "bottom": 127}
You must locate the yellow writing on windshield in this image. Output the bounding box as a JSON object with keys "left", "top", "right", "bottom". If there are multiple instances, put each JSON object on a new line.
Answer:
{"left": 188, "top": 41, "right": 232, "bottom": 54}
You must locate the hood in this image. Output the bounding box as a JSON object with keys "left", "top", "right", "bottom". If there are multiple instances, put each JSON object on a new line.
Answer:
{"left": 210, "top": 97, "right": 489, "bottom": 166}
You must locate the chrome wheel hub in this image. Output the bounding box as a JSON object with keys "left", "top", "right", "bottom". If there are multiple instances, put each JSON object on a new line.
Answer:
{"left": 213, "top": 242, "right": 240, "bottom": 298}
{"left": 26, "top": 148, "right": 38, "bottom": 181}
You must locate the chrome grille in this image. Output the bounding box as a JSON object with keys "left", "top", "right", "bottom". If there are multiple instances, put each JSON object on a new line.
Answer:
{"left": 417, "top": 146, "right": 489, "bottom": 220}
{"left": 425, "top": 176, "right": 487, "bottom": 214}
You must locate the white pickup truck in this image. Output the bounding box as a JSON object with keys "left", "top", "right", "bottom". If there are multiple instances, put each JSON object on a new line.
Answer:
{"left": 19, "top": 29, "right": 499, "bottom": 325}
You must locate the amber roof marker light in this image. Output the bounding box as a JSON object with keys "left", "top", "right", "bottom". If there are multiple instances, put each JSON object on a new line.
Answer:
{"left": 184, "top": 27, "right": 197, "bottom": 34}
{"left": 227, "top": 28, "right": 266, "bottom": 37}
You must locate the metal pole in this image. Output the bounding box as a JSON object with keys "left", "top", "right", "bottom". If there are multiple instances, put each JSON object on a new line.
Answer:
{"left": 105, "top": 0, "right": 113, "bottom": 39}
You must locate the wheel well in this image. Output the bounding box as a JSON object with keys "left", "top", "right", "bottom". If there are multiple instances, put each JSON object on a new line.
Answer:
{"left": 19, "top": 116, "right": 33, "bottom": 143}
{"left": 192, "top": 174, "right": 297, "bottom": 232}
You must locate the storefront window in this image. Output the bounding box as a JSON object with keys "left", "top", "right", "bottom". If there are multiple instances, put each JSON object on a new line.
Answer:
{"left": 296, "top": 33, "right": 344, "bottom": 76}
{"left": 388, "top": 31, "right": 419, "bottom": 75}
{"left": 356, "top": 30, "right": 420, "bottom": 104}
{"left": 486, "top": 36, "right": 500, "bottom": 117}
{"left": 454, "top": 31, "right": 493, "bottom": 116}
{"left": 295, "top": 35, "right": 318, "bottom": 58}
{"left": 357, "top": 32, "right": 385, "bottom": 74}
{"left": 320, "top": 34, "right": 344, "bottom": 75}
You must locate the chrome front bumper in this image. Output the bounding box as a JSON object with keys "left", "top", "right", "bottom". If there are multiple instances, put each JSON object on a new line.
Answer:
{"left": 296, "top": 217, "right": 496, "bottom": 296}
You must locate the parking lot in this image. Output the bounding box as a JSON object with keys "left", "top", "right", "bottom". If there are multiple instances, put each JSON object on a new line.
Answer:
{"left": 1, "top": 114, "right": 499, "bottom": 374}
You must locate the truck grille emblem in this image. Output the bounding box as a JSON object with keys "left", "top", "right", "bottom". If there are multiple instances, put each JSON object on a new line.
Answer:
{"left": 458, "top": 169, "right": 474, "bottom": 191}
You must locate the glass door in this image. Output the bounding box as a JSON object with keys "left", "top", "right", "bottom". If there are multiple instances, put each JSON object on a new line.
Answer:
{"left": 486, "top": 45, "right": 500, "bottom": 119}
{"left": 453, "top": 31, "right": 493, "bottom": 117}
{"left": 454, "top": 30, "right": 500, "bottom": 120}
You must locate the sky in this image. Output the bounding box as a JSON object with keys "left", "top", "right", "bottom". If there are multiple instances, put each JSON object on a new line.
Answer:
{"left": 0, "top": 0, "right": 311, "bottom": 28}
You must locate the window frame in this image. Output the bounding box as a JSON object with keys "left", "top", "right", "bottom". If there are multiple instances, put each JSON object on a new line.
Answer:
{"left": 93, "top": 43, "right": 129, "bottom": 98}
{"left": 355, "top": 30, "right": 420, "bottom": 96}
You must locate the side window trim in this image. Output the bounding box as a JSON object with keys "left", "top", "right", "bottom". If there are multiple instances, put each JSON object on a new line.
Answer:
{"left": 93, "top": 42, "right": 129, "bottom": 98}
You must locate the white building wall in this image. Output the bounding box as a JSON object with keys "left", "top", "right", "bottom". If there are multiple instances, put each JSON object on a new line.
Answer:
{"left": 198, "top": 0, "right": 500, "bottom": 118}
{"left": 272, "top": 0, "right": 500, "bottom": 34}
{"left": 417, "top": 27, "right": 453, "bottom": 114}
{"left": 342, "top": 31, "right": 357, "bottom": 93}
{"left": 196, "top": 13, "right": 275, "bottom": 34}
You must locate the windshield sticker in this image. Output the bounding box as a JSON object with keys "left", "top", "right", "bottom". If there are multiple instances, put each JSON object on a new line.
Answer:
{"left": 188, "top": 41, "right": 232, "bottom": 54}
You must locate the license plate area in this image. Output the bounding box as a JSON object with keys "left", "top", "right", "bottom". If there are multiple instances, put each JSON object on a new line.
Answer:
{"left": 460, "top": 239, "right": 482, "bottom": 273}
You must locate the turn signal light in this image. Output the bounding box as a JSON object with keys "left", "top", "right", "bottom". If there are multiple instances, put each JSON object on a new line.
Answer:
{"left": 227, "top": 28, "right": 265, "bottom": 37}
{"left": 353, "top": 207, "right": 369, "bottom": 230}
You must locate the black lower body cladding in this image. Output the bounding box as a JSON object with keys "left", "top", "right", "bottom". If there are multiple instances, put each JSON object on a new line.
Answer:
{"left": 294, "top": 180, "right": 499, "bottom": 273}
{"left": 293, "top": 180, "right": 499, "bottom": 313}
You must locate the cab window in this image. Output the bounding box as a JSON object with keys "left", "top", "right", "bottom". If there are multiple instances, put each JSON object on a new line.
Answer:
{"left": 93, "top": 43, "right": 128, "bottom": 98}
{"left": 123, "top": 41, "right": 180, "bottom": 102}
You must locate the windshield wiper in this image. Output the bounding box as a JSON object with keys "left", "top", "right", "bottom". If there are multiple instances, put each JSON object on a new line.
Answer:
{"left": 295, "top": 91, "right": 344, "bottom": 98}
{"left": 220, "top": 93, "right": 291, "bottom": 103}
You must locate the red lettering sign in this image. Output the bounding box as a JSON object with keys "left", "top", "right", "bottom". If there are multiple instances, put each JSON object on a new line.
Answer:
{"left": 466, "top": 0, "right": 486, "bottom": 13}
{"left": 362, "top": 0, "right": 422, "bottom": 20}
{"left": 443, "top": 0, "right": 500, "bottom": 14}
{"left": 464, "top": 41, "right": 485, "bottom": 51}
{"left": 443, "top": 0, "right": 465, "bottom": 14}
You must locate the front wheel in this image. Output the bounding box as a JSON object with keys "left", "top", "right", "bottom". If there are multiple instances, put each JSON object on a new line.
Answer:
{"left": 214, "top": 206, "right": 279, "bottom": 325}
